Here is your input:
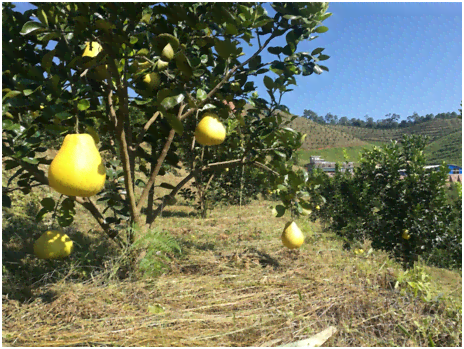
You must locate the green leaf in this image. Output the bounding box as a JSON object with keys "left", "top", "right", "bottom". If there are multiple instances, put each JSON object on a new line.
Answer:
{"left": 319, "top": 12, "right": 333, "bottom": 21}
{"left": 133, "top": 98, "right": 151, "bottom": 106}
{"left": 311, "top": 47, "right": 324, "bottom": 55}
{"left": 175, "top": 52, "right": 192, "bottom": 78}
{"left": 225, "top": 23, "right": 238, "bottom": 35}
{"left": 86, "top": 126, "right": 100, "bottom": 144}
{"left": 263, "top": 75, "right": 274, "bottom": 90}
{"left": 35, "top": 207, "right": 49, "bottom": 222}
{"left": 55, "top": 111, "right": 73, "bottom": 120}
{"left": 196, "top": 89, "right": 207, "bottom": 101}
{"left": 42, "top": 49, "right": 56, "bottom": 74}
{"left": 20, "top": 21, "right": 46, "bottom": 35}
{"left": 268, "top": 46, "right": 283, "bottom": 55}
{"left": 161, "top": 93, "right": 184, "bottom": 110}
{"left": 2, "top": 194, "right": 11, "bottom": 208}
{"left": 2, "top": 91, "right": 22, "bottom": 101}
{"left": 283, "top": 14, "right": 301, "bottom": 20}
{"left": 318, "top": 54, "right": 330, "bottom": 61}
{"left": 23, "top": 86, "right": 42, "bottom": 96}
{"left": 215, "top": 39, "right": 237, "bottom": 59}
{"left": 275, "top": 205, "right": 286, "bottom": 218}
{"left": 248, "top": 55, "right": 261, "bottom": 70}
{"left": 36, "top": 8, "right": 49, "bottom": 26}
{"left": 163, "top": 112, "right": 184, "bottom": 136}
{"left": 314, "top": 26, "right": 329, "bottom": 33}
{"left": 41, "top": 197, "right": 55, "bottom": 211}
{"left": 96, "top": 19, "right": 114, "bottom": 32}
{"left": 159, "top": 182, "right": 175, "bottom": 190}
{"left": 137, "top": 48, "right": 150, "bottom": 56}
{"left": 77, "top": 99, "right": 90, "bottom": 111}
{"left": 135, "top": 179, "right": 146, "bottom": 188}
{"left": 22, "top": 157, "right": 39, "bottom": 165}
{"left": 130, "top": 36, "right": 138, "bottom": 45}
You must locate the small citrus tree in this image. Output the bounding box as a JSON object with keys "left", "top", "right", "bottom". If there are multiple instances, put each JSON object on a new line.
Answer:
{"left": 3, "top": 2, "right": 331, "bottom": 249}
{"left": 312, "top": 135, "right": 461, "bottom": 269}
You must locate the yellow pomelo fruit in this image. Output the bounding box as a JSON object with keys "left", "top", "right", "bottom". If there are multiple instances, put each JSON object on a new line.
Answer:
{"left": 82, "top": 41, "right": 102, "bottom": 58}
{"left": 34, "top": 230, "right": 73, "bottom": 259}
{"left": 143, "top": 72, "right": 161, "bottom": 90}
{"left": 161, "top": 43, "right": 175, "bottom": 61}
{"left": 48, "top": 133, "right": 106, "bottom": 197}
{"left": 194, "top": 113, "right": 226, "bottom": 146}
{"left": 157, "top": 59, "right": 169, "bottom": 71}
{"left": 281, "top": 221, "right": 304, "bottom": 249}
{"left": 402, "top": 229, "right": 411, "bottom": 240}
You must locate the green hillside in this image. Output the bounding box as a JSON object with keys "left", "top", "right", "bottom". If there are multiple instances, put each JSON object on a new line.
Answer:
{"left": 286, "top": 116, "right": 367, "bottom": 150}
{"left": 425, "top": 130, "right": 462, "bottom": 166}
{"left": 326, "top": 118, "right": 461, "bottom": 144}
{"left": 244, "top": 107, "right": 461, "bottom": 166}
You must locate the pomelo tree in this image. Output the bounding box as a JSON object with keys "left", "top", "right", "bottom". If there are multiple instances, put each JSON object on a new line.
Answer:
{"left": 3, "top": 2, "right": 331, "bottom": 248}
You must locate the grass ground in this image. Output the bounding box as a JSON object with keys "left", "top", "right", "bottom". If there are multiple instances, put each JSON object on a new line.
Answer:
{"left": 2, "top": 175, "right": 462, "bottom": 346}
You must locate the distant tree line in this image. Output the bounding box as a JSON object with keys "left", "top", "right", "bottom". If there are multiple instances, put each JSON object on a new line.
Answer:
{"left": 303, "top": 109, "right": 460, "bottom": 129}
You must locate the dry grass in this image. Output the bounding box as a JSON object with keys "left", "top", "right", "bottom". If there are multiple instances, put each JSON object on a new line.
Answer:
{"left": 3, "top": 195, "right": 462, "bottom": 347}
{"left": 2, "top": 156, "right": 462, "bottom": 347}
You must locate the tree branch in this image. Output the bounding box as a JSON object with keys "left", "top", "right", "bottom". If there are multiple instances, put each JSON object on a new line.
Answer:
{"left": 149, "top": 157, "right": 279, "bottom": 225}
{"left": 135, "top": 111, "right": 160, "bottom": 149}
{"left": 107, "top": 78, "right": 139, "bottom": 226}
{"left": 136, "top": 104, "right": 186, "bottom": 214}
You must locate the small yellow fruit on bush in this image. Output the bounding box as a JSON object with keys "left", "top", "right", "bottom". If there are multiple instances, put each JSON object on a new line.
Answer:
{"left": 281, "top": 221, "right": 304, "bottom": 249}
{"left": 82, "top": 41, "right": 102, "bottom": 58}
{"left": 34, "top": 230, "right": 73, "bottom": 259}
{"left": 82, "top": 41, "right": 103, "bottom": 69}
{"left": 161, "top": 43, "right": 174, "bottom": 61}
{"left": 143, "top": 72, "right": 161, "bottom": 90}
{"left": 354, "top": 248, "right": 364, "bottom": 255}
{"left": 315, "top": 205, "right": 320, "bottom": 211}
{"left": 402, "top": 229, "right": 411, "bottom": 240}
{"left": 48, "top": 133, "right": 106, "bottom": 197}
{"left": 194, "top": 113, "right": 226, "bottom": 146}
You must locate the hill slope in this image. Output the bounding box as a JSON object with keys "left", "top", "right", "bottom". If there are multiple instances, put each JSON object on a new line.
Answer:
{"left": 425, "top": 130, "right": 462, "bottom": 165}
{"left": 288, "top": 117, "right": 367, "bottom": 150}
{"left": 326, "top": 118, "right": 461, "bottom": 144}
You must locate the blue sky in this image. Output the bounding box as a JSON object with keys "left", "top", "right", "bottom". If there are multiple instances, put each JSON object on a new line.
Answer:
{"left": 11, "top": 2, "right": 462, "bottom": 121}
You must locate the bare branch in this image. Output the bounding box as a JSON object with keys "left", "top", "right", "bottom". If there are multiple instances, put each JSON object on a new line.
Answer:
{"left": 149, "top": 157, "right": 279, "bottom": 225}
{"left": 106, "top": 64, "right": 139, "bottom": 225}
{"left": 135, "top": 111, "right": 160, "bottom": 148}
{"left": 136, "top": 104, "right": 186, "bottom": 214}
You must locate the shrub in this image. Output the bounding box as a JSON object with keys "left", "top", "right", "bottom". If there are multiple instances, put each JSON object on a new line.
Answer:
{"left": 313, "top": 135, "right": 462, "bottom": 269}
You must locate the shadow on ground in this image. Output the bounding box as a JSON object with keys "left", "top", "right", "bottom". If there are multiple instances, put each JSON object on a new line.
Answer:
{"left": 2, "top": 200, "right": 119, "bottom": 304}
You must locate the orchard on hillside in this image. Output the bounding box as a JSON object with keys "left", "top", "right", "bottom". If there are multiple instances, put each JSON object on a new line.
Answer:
{"left": 3, "top": 2, "right": 330, "bottom": 249}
